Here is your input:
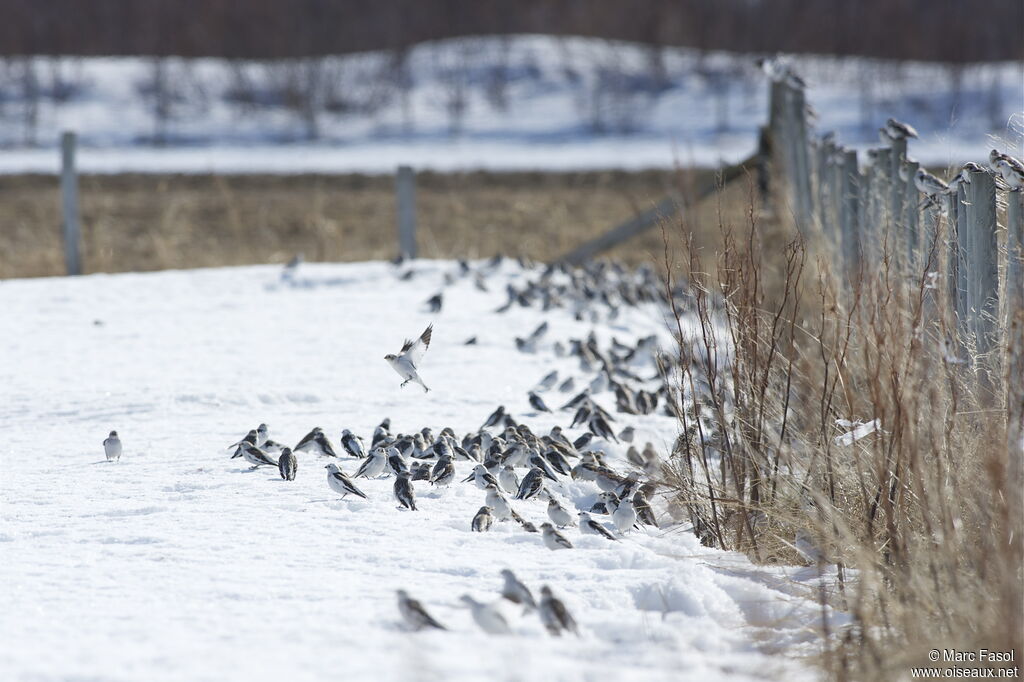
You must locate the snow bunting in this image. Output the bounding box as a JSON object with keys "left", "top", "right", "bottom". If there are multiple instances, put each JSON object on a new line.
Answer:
{"left": 528, "top": 391, "right": 552, "bottom": 413}
{"left": 546, "top": 498, "right": 575, "bottom": 528}
{"left": 394, "top": 472, "right": 418, "bottom": 510}
{"left": 385, "top": 324, "right": 433, "bottom": 393}
{"left": 540, "top": 523, "right": 573, "bottom": 550}
{"left": 325, "top": 463, "right": 367, "bottom": 499}
{"left": 278, "top": 447, "right": 297, "bottom": 480}
{"left": 539, "top": 586, "right": 579, "bottom": 637}
{"left": 460, "top": 595, "right": 511, "bottom": 634}
{"left": 339, "top": 429, "right": 366, "bottom": 458}
{"left": 515, "top": 468, "right": 545, "bottom": 501}
{"left": 103, "top": 430, "right": 122, "bottom": 462}
{"left": 471, "top": 506, "right": 494, "bottom": 532}
{"left": 612, "top": 497, "right": 637, "bottom": 533}
{"left": 354, "top": 447, "right": 387, "bottom": 479}
{"left": 497, "top": 465, "right": 519, "bottom": 495}
{"left": 397, "top": 590, "right": 446, "bottom": 631}
{"left": 578, "top": 512, "right": 617, "bottom": 540}
{"left": 429, "top": 455, "right": 455, "bottom": 487}
{"left": 485, "top": 485, "right": 513, "bottom": 521}
{"left": 915, "top": 168, "right": 948, "bottom": 197}
{"left": 239, "top": 443, "right": 278, "bottom": 469}
{"left": 500, "top": 569, "right": 536, "bottom": 612}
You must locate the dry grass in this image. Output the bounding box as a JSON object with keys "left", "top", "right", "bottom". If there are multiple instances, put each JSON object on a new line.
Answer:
{"left": 660, "top": 189, "right": 1022, "bottom": 680}
{"left": 0, "top": 168, "right": 755, "bottom": 278}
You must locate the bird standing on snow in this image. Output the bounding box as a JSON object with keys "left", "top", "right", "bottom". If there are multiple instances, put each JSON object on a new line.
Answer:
{"left": 340, "top": 429, "right": 366, "bottom": 458}
{"left": 471, "top": 506, "right": 494, "bottom": 532}
{"left": 394, "top": 472, "right": 418, "bottom": 510}
{"left": 515, "top": 468, "right": 546, "bottom": 501}
{"left": 460, "top": 595, "right": 511, "bottom": 634}
{"left": 528, "top": 391, "right": 552, "bottom": 413}
{"left": 540, "top": 523, "right": 573, "bottom": 550}
{"left": 612, "top": 497, "right": 637, "bottom": 533}
{"left": 539, "top": 586, "right": 579, "bottom": 637}
{"left": 239, "top": 444, "right": 278, "bottom": 469}
{"left": 579, "top": 512, "right": 618, "bottom": 540}
{"left": 485, "top": 485, "right": 513, "bottom": 521}
{"left": 103, "top": 430, "right": 122, "bottom": 462}
{"left": 354, "top": 447, "right": 387, "bottom": 479}
{"left": 278, "top": 447, "right": 297, "bottom": 480}
{"left": 429, "top": 455, "right": 455, "bottom": 487}
{"left": 500, "top": 569, "right": 537, "bottom": 612}
{"left": 547, "top": 498, "right": 575, "bottom": 528}
{"left": 325, "top": 463, "right": 367, "bottom": 499}
{"left": 424, "top": 293, "right": 443, "bottom": 313}
{"left": 397, "top": 590, "right": 446, "bottom": 631}
{"left": 385, "top": 324, "right": 433, "bottom": 393}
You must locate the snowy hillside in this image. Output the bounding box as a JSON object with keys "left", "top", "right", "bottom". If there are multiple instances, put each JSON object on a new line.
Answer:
{"left": 0, "top": 259, "right": 839, "bottom": 681}
{"left": 0, "top": 35, "right": 1020, "bottom": 173}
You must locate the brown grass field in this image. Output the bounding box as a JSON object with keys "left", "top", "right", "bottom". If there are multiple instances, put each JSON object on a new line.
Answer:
{"left": 0, "top": 169, "right": 760, "bottom": 278}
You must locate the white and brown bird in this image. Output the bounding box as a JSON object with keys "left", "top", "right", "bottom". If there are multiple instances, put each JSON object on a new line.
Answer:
{"left": 103, "top": 430, "right": 122, "bottom": 462}
{"left": 238, "top": 443, "right": 278, "bottom": 469}
{"left": 396, "top": 590, "right": 446, "bottom": 631}
{"left": 579, "top": 512, "right": 618, "bottom": 540}
{"left": 325, "top": 463, "right": 367, "bottom": 499}
{"left": 460, "top": 595, "right": 511, "bottom": 634}
{"left": 385, "top": 324, "right": 433, "bottom": 392}
{"left": 540, "top": 523, "right": 573, "bottom": 550}
{"left": 914, "top": 168, "right": 948, "bottom": 198}
{"left": 539, "top": 586, "right": 579, "bottom": 637}
{"left": 278, "top": 447, "right": 297, "bottom": 480}
{"left": 499, "top": 569, "right": 536, "bottom": 612}
{"left": 394, "top": 472, "right": 418, "bottom": 510}
{"left": 471, "top": 505, "right": 494, "bottom": 532}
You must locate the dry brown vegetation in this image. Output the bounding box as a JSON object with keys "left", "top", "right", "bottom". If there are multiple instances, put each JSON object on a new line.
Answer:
{"left": 0, "top": 168, "right": 757, "bottom": 279}
{"left": 661, "top": 188, "right": 1022, "bottom": 679}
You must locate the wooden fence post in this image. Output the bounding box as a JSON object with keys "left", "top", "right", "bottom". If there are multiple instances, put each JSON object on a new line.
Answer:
{"left": 1005, "top": 190, "right": 1023, "bottom": 558}
{"left": 965, "top": 169, "right": 998, "bottom": 356}
{"left": 396, "top": 165, "right": 417, "bottom": 260}
{"left": 840, "top": 150, "right": 861, "bottom": 276}
{"left": 61, "top": 131, "right": 82, "bottom": 276}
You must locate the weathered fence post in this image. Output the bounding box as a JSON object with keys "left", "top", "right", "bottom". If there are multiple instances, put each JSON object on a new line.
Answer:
{"left": 902, "top": 158, "right": 920, "bottom": 269}
{"left": 965, "top": 169, "right": 998, "bottom": 356}
{"left": 1006, "top": 190, "right": 1023, "bottom": 555}
{"left": 953, "top": 183, "right": 971, "bottom": 343}
{"left": 61, "top": 131, "right": 82, "bottom": 276}
{"left": 840, "top": 150, "right": 861, "bottom": 276}
{"left": 396, "top": 165, "right": 417, "bottom": 260}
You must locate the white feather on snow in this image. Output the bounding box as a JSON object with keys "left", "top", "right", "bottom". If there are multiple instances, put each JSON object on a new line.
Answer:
{"left": 0, "top": 261, "right": 840, "bottom": 681}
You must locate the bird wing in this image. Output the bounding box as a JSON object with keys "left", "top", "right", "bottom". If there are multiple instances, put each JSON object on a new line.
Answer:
{"left": 400, "top": 324, "right": 433, "bottom": 367}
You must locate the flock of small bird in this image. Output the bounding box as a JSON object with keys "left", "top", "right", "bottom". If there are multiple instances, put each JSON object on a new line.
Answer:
{"left": 397, "top": 570, "right": 578, "bottom": 636}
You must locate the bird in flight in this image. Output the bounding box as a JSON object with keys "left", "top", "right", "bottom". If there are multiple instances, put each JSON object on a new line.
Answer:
{"left": 385, "top": 324, "right": 433, "bottom": 392}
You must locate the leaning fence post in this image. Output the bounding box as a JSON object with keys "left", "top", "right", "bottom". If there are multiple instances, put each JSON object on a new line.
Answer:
{"left": 396, "top": 165, "right": 417, "bottom": 260}
{"left": 61, "top": 131, "right": 82, "bottom": 276}
{"left": 965, "top": 169, "right": 998, "bottom": 356}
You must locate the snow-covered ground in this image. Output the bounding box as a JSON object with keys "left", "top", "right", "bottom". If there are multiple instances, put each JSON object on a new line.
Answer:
{"left": 0, "top": 35, "right": 1019, "bottom": 173}
{"left": 0, "top": 260, "right": 840, "bottom": 681}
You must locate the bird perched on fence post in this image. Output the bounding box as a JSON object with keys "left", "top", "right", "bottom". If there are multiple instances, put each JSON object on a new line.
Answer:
{"left": 103, "top": 430, "right": 122, "bottom": 462}
{"left": 385, "top": 324, "right": 433, "bottom": 392}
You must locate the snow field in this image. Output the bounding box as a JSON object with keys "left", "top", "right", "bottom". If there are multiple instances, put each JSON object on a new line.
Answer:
{"left": 0, "top": 260, "right": 834, "bottom": 681}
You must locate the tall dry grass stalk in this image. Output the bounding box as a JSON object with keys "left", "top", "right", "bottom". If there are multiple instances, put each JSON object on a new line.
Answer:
{"left": 661, "top": 183, "right": 1022, "bottom": 680}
